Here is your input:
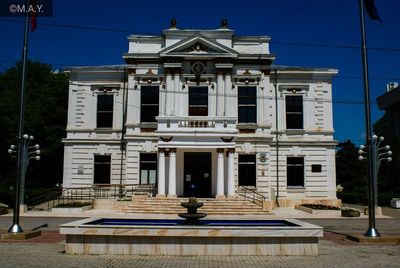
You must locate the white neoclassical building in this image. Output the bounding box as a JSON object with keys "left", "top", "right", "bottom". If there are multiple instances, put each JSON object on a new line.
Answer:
{"left": 63, "top": 20, "right": 339, "bottom": 207}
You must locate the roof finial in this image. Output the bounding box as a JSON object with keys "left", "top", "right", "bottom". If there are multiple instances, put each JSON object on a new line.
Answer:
{"left": 220, "top": 19, "right": 228, "bottom": 29}
{"left": 170, "top": 18, "right": 177, "bottom": 29}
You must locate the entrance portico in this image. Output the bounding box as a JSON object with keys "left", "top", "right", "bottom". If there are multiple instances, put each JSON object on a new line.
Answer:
{"left": 156, "top": 147, "right": 236, "bottom": 198}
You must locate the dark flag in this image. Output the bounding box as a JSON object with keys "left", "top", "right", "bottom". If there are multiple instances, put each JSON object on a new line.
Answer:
{"left": 31, "top": 0, "right": 37, "bottom": 32}
{"left": 365, "top": 0, "right": 382, "bottom": 23}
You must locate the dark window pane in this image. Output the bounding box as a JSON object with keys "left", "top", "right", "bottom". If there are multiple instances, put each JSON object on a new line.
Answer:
{"left": 141, "top": 86, "right": 159, "bottom": 122}
{"left": 286, "top": 95, "right": 303, "bottom": 129}
{"left": 286, "top": 114, "right": 303, "bottom": 129}
{"left": 94, "top": 155, "right": 111, "bottom": 184}
{"left": 141, "top": 106, "right": 159, "bottom": 122}
{"left": 287, "top": 157, "right": 304, "bottom": 187}
{"left": 189, "top": 87, "right": 208, "bottom": 116}
{"left": 239, "top": 106, "right": 256, "bottom": 123}
{"left": 97, "top": 95, "right": 113, "bottom": 128}
{"left": 140, "top": 153, "right": 157, "bottom": 185}
{"left": 312, "top": 164, "right": 322, "bottom": 173}
{"left": 238, "top": 87, "right": 257, "bottom": 123}
{"left": 238, "top": 154, "right": 256, "bottom": 186}
{"left": 286, "top": 95, "right": 303, "bottom": 112}
{"left": 238, "top": 87, "right": 256, "bottom": 105}
{"left": 98, "top": 95, "right": 113, "bottom": 111}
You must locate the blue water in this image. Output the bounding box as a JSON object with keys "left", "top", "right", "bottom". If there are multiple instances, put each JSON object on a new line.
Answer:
{"left": 85, "top": 218, "right": 299, "bottom": 227}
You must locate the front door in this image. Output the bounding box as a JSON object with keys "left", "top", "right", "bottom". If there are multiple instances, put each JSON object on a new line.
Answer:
{"left": 184, "top": 153, "right": 212, "bottom": 198}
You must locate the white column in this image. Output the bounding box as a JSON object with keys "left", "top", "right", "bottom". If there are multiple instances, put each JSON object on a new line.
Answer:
{"left": 168, "top": 149, "right": 177, "bottom": 197}
{"left": 227, "top": 149, "right": 235, "bottom": 197}
{"left": 217, "top": 73, "right": 224, "bottom": 116}
{"left": 224, "top": 74, "right": 232, "bottom": 116}
{"left": 216, "top": 149, "right": 225, "bottom": 198}
{"left": 174, "top": 73, "right": 180, "bottom": 116}
{"left": 165, "top": 72, "right": 173, "bottom": 116}
{"left": 157, "top": 149, "right": 166, "bottom": 197}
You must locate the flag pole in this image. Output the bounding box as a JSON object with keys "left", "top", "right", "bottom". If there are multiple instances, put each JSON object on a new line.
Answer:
{"left": 358, "top": 0, "right": 380, "bottom": 237}
{"left": 8, "top": 0, "right": 31, "bottom": 233}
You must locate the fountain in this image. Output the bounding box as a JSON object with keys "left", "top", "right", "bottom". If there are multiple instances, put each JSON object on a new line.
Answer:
{"left": 178, "top": 197, "right": 207, "bottom": 225}
{"left": 60, "top": 199, "right": 323, "bottom": 256}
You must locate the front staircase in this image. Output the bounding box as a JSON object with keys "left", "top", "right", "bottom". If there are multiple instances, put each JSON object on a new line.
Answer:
{"left": 121, "top": 197, "right": 269, "bottom": 215}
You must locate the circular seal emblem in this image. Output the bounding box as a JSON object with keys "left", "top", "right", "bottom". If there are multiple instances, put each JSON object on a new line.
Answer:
{"left": 191, "top": 61, "right": 206, "bottom": 75}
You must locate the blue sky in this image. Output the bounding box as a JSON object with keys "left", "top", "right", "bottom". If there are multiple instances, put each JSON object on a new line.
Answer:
{"left": 1, "top": 0, "right": 399, "bottom": 145}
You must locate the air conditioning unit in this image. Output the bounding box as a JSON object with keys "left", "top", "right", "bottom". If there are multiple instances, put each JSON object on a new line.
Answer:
{"left": 387, "top": 82, "right": 399, "bottom": 92}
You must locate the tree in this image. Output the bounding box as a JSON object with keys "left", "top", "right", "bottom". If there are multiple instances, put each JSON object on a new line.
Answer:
{"left": 0, "top": 61, "right": 68, "bottom": 205}
{"left": 374, "top": 116, "right": 400, "bottom": 195}
{"left": 336, "top": 140, "right": 368, "bottom": 202}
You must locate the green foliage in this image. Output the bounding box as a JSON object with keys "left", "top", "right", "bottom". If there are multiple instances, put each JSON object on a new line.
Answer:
{"left": 336, "top": 140, "right": 367, "bottom": 195}
{"left": 53, "top": 201, "right": 92, "bottom": 208}
{"left": 337, "top": 192, "right": 398, "bottom": 206}
{"left": 374, "top": 113, "right": 400, "bottom": 195}
{"left": 337, "top": 192, "right": 368, "bottom": 205}
{"left": 0, "top": 61, "right": 68, "bottom": 206}
{"left": 341, "top": 207, "right": 361, "bottom": 217}
{"left": 300, "top": 204, "right": 340, "bottom": 210}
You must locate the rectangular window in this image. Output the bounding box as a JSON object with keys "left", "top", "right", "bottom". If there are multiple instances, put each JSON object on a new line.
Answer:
{"left": 189, "top": 87, "right": 208, "bottom": 116}
{"left": 286, "top": 95, "right": 303, "bottom": 129}
{"left": 140, "top": 153, "right": 157, "bottom": 185}
{"left": 287, "top": 157, "right": 304, "bottom": 187}
{"left": 311, "top": 164, "right": 322, "bottom": 173}
{"left": 238, "top": 87, "right": 257, "bottom": 123}
{"left": 94, "top": 155, "right": 111, "bottom": 184}
{"left": 97, "top": 95, "right": 114, "bottom": 128}
{"left": 141, "top": 86, "right": 159, "bottom": 122}
{"left": 238, "top": 154, "right": 256, "bottom": 186}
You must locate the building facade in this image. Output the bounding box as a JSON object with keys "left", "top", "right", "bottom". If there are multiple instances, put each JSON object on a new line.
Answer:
{"left": 63, "top": 21, "right": 339, "bottom": 206}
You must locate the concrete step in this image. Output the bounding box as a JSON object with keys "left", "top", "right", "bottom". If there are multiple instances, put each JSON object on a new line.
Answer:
{"left": 121, "top": 197, "right": 267, "bottom": 215}
{"left": 121, "top": 209, "right": 269, "bottom": 215}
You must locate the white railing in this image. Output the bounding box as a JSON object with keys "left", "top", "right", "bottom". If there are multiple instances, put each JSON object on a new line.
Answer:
{"left": 156, "top": 116, "right": 237, "bottom": 130}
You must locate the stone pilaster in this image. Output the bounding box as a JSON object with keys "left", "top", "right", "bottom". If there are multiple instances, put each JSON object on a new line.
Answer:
{"left": 227, "top": 148, "right": 235, "bottom": 197}
{"left": 216, "top": 148, "right": 225, "bottom": 199}
{"left": 168, "top": 148, "right": 177, "bottom": 197}
{"left": 165, "top": 72, "right": 173, "bottom": 116}
{"left": 157, "top": 148, "right": 166, "bottom": 197}
{"left": 216, "top": 73, "right": 224, "bottom": 116}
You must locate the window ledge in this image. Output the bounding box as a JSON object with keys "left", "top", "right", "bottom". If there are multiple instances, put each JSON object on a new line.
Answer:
{"left": 237, "top": 123, "right": 258, "bottom": 130}
{"left": 287, "top": 187, "right": 305, "bottom": 193}
{"left": 139, "top": 122, "right": 157, "bottom": 129}
{"left": 285, "top": 129, "right": 306, "bottom": 135}
{"left": 95, "top": 128, "right": 115, "bottom": 133}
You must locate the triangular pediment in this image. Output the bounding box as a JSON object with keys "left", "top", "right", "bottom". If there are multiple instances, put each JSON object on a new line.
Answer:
{"left": 160, "top": 34, "right": 238, "bottom": 58}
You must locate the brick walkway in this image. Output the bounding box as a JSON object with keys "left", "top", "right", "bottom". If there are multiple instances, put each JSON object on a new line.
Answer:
{"left": 0, "top": 237, "right": 398, "bottom": 268}
{"left": 0, "top": 208, "right": 399, "bottom": 267}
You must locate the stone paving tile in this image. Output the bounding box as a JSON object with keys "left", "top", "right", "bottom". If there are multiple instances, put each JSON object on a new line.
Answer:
{"left": 0, "top": 240, "right": 399, "bottom": 268}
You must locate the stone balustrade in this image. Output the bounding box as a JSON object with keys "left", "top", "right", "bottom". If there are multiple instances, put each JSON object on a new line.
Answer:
{"left": 157, "top": 116, "right": 237, "bottom": 130}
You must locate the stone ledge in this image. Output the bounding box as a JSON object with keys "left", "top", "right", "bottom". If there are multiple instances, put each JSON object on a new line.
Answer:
{"left": 346, "top": 234, "right": 400, "bottom": 244}
{"left": 51, "top": 205, "right": 92, "bottom": 214}
{"left": 0, "top": 230, "right": 41, "bottom": 241}
{"left": 295, "top": 205, "right": 341, "bottom": 216}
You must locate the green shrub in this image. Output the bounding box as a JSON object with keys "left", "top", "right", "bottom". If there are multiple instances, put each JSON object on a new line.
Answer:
{"left": 341, "top": 207, "right": 361, "bottom": 217}
{"left": 301, "top": 204, "right": 340, "bottom": 210}
{"left": 53, "top": 202, "right": 92, "bottom": 208}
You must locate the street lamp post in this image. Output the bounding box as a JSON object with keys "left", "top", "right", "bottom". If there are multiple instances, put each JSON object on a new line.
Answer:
{"left": 358, "top": 135, "right": 392, "bottom": 237}
{"left": 8, "top": 134, "right": 40, "bottom": 233}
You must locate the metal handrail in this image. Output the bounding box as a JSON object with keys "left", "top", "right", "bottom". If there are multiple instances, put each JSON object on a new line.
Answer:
{"left": 27, "top": 184, "right": 156, "bottom": 211}
{"left": 26, "top": 188, "right": 63, "bottom": 209}
{"left": 236, "top": 186, "right": 266, "bottom": 207}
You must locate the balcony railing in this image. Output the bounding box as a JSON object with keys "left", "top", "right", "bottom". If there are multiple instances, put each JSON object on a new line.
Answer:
{"left": 157, "top": 116, "right": 237, "bottom": 131}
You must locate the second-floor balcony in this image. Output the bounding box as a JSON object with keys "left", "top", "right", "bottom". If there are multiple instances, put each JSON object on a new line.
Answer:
{"left": 156, "top": 116, "right": 239, "bottom": 148}
{"left": 156, "top": 116, "right": 239, "bottom": 138}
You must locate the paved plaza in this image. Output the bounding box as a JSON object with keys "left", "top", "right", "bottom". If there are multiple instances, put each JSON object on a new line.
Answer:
{"left": 0, "top": 207, "right": 399, "bottom": 267}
